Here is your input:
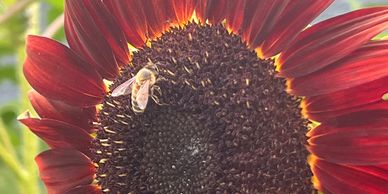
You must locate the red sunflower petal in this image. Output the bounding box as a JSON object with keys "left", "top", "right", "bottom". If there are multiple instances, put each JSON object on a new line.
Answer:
{"left": 28, "top": 90, "right": 96, "bottom": 130}
{"left": 103, "top": 0, "right": 148, "bottom": 47}
{"left": 325, "top": 109, "right": 388, "bottom": 128}
{"left": 260, "top": 0, "right": 333, "bottom": 58}
{"left": 303, "top": 76, "right": 388, "bottom": 114}
{"left": 160, "top": 0, "right": 177, "bottom": 25}
{"left": 307, "top": 117, "right": 388, "bottom": 137}
{"left": 65, "top": 185, "right": 102, "bottom": 194}
{"left": 351, "top": 165, "right": 388, "bottom": 182}
{"left": 309, "top": 144, "right": 388, "bottom": 166}
{"left": 321, "top": 187, "right": 334, "bottom": 194}
{"left": 241, "top": 0, "right": 289, "bottom": 49}
{"left": 24, "top": 35, "right": 105, "bottom": 107}
{"left": 65, "top": 0, "right": 129, "bottom": 80}
{"left": 196, "top": 0, "right": 227, "bottom": 24}
{"left": 277, "top": 7, "right": 388, "bottom": 78}
{"left": 105, "top": 0, "right": 196, "bottom": 46}
{"left": 141, "top": 0, "right": 175, "bottom": 37}
{"left": 308, "top": 119, "right": 388, "bottom": 165}
{"left": 289, "top": 40, "right": 388, "bottom": 97}
{"left": 35, "top": 149, "right": 95, "bottom": 194}
{"left": 171, "top": 0, "right": 196, "bottom": 25}
{"left": 225, "top": 0, "right": 245, "bottom": 32}
{"left": 18, "top": 111, "right": 92, "bottom": 156}
{"left": 82, "top": 0, "right": 129, "bottom": 67}
{"left": 305, "top": 101, "right": 388, "bottom": 122}
{"left": 311, "top": 159, "right": 388, "bottom": 194}
{"left": 195, "top": 0, "right": 206, "bottom": 24}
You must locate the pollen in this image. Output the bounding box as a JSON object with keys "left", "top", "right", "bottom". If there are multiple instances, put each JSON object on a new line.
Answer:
{"left": 93, "top": 23, "right": 313, "bottom": 193}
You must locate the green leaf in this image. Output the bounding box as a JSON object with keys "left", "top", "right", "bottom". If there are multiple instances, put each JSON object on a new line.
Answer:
{"left": 0, "top": 65, "right": 17, "bottom": 83}
{"left": 45, "top": 2, "right": 65, "bottom": 40}
{"left": 374, "top": 31, "right": 388, "bottom": 40}
{"left": 0, "top": 14, "right": 27, "bottom": 51}
{"left": 348, "top": 0, "right": 362, "bottom": 10}
{"left": 0, "top": 103, "right": 22, "bottom": 147}
{"left": 43, "top": 0, "right": 63, "bottom": 10}
{"left": 0, "top": 0, "right": 18, "bottom": 13}
{"left": 0, "top": 163, "right": 20, "bottom": 194}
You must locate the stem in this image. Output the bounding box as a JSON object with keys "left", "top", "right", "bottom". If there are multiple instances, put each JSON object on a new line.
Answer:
{"left": 0, "top": 120, "right": 17, "bottom": 157}
{"left": 0, "top": 144, "right": 28, "bottom": 182}
{"left": 0, "top": 0, "right": 36, "bottom": 25}
{"left": 17, "top": 2, "right": 42, "bottom": 194}
{"left": 42, "top": 13, "right": 64, "bottom": 38}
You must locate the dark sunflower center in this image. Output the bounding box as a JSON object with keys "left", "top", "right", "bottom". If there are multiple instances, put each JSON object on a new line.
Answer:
{"left": 93, "top": 24, "right": 314, "bottom": 194}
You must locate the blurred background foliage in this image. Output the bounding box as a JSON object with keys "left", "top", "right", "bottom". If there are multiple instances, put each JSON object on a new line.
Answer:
{"left": 0, "top": 0, "right": 64, "bottom": 193}
{"left": 0, "top": 0, "right": 386, "bottom": 193}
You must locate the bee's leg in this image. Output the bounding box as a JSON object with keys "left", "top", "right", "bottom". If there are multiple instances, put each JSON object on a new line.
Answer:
{"left": 150, "top": 86, "right": 167, "bottom": 106}
{"left": 150, "top": 92, "right": 162, "bottom": 105}
{"left": 150, "top": 86, "right": 161, "bottom": 104}
{"left": 152, "top": 85, "right": 162, "bottom": 96}
{"left": 151, "top": 95, "right": 162, "bottom": 105}
{"left": 156, "top": 76, "right": 168, "bottom": 83}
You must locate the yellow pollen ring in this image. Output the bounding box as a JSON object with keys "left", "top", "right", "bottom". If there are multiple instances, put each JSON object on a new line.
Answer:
{"left": 103, "top": 79, "right": 114, "bottom": 89}
{"left": 127, "top": 43, "right": 139, "bottom": 53}
{"left": 300, "top": 99, "right": 309, "bottom": 119}
{"left": 191, "top": 11, "right": 199, "bottom": 24}
{"left": 274, "top": 56, "right": 282, "bottom": 72}
{"left": 311, "top": 175, "right": 322, "bottom": 192}
{"left": 255, "top": 47, "right": 265, "bottom": 59}
{"left": 307, "top": 155, "right": 321, "bottom": 191}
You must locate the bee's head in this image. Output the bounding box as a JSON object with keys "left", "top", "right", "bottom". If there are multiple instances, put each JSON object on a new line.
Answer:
{"left": 136, "top": 64, "right": 158, "bottom": 84}
{"left": 145, "top": 61, "right": 159, "bottom": 75}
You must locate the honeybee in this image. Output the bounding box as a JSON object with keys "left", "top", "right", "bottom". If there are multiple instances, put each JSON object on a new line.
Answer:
{"left": 111, "top": 62, "right": 162, "bottom": 113}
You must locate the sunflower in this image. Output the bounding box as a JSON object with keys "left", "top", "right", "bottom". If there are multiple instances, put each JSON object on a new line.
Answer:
{"left": 18, "top": 0, "right": 388, "bottom": 193}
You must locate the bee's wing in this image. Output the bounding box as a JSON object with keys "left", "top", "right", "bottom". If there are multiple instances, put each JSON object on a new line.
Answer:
{"left": 136, "top": 80, "right": 150, "bottom": 109}
{"left": 111, "top": 77, "right": 135, "bottom": 97}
